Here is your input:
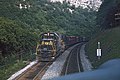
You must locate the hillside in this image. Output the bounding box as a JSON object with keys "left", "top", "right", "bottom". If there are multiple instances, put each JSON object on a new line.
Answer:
{"left": 86, "top": 27, "right": 120, "bottom": 68}
{"left": 0, "top": 1, "right": 98, "bottom": 79}
{"left": 0, "top": 0, "right": 98, "bottom": 56}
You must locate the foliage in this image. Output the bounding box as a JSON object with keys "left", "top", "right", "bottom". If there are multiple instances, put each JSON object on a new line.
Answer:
{"left": 0, "top": 17, "right": 37, "bottom": 56}
{"left": 86, "top": 27, "right": 120, "bottom": 68}
{"left": 97, "top": 0, "right": 120, "bottom": 29}
{"left": 0, "top": 60, "right": 26, "bottom": 80}
{"left": 0, "top": 0, "right": 98, "bottom": 60}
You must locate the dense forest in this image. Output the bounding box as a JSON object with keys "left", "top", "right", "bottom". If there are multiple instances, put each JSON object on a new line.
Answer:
{"left": 97, "top": 0, "right": 120, "bottom": 29}
{"left": 0, "top": 0, "right": 98, "bottom": 57}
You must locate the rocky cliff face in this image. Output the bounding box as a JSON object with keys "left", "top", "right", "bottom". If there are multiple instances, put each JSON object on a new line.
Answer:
{"left": 50, "top": 0, "right": 102, "bottom": 10}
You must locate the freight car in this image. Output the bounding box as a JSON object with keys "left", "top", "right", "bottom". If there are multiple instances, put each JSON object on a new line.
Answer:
{"left": 64, "top": 36, "right": 84, "bottom": 48}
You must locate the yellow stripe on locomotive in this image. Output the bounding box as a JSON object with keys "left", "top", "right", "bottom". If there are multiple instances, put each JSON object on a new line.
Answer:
{"left": 36, "top": 39, "right": 57, "bottom": 61}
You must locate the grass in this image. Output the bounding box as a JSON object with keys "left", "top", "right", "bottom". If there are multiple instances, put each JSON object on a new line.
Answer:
{"left": 0, "top": 61, "right": 26, "bottom": 80}
{"left": 86, "top": 27, "right": 120, "bottom": 68}
{"left": 0, "top": 52, "right": 36, "bottom": 80}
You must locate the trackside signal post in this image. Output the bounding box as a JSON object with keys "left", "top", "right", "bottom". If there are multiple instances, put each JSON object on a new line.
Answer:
{"left": 97, "top": 42, "right": 102, "bottom": 60}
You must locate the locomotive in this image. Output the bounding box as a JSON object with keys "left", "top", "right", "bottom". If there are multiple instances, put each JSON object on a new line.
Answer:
{"left": 36, "top": 32, "right": 88, "bottom": 61}
{"left": 36, "top": 32, "right": 65, "bottom": 61}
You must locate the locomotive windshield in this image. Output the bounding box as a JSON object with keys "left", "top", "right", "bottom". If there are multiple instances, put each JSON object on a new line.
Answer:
{"left": 41, "top": 33, "right": 58, "bottom": 40}
{"left": 40, "top": 40, "right": 54, "bottom": 50}
{"left": 42, "top": 35, "right": 54, "bottom": 39}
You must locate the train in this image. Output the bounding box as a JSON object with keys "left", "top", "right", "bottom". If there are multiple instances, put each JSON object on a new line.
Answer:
{"left": 36, "top": 32, "right": 88, "bottom": 61}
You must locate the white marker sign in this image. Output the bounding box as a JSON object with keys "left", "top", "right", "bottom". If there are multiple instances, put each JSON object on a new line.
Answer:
{"left": 97, "top": 49, "right": 101, "bottom": 56}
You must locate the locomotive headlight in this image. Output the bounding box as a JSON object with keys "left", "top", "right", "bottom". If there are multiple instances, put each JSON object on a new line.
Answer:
{"left": 52, "top": 57, "right": 55, "bottom": 59}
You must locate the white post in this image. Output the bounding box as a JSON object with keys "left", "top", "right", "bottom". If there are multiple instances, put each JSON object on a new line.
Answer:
{"left": 97, "top": 42, "right": 101, "bottom": 60}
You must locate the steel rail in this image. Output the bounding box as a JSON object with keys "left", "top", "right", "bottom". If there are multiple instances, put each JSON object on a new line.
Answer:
{"left": 33, "top": 62, "right": 51, "bottom": 80}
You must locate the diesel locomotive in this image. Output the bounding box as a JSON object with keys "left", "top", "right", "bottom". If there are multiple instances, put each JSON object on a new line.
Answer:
{"left": 36, "top": 32, "right": 65, "bottom": 61}
{"left": 36, "top": 32, "right": 88, "bottom": 61}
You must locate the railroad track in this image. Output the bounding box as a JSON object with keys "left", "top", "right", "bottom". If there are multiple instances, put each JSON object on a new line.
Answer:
{"left": 15, "top": 61, "right": 52, "bottom": 80}
{"left": 62, "top": 44, "right": 83, "bottom": 75}
{"left": 33, "top": 62, "right": 51, "bottom": 80}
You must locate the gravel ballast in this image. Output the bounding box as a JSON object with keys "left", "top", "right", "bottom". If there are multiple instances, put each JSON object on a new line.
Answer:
{"left": 42, "top": 43, "right": 93, "bottom": 80}
{"left": 41, "top": 44, "right": 80, "bottom": 80}
{"left": 80, "top": 44, "right": 93, "bottom": 71}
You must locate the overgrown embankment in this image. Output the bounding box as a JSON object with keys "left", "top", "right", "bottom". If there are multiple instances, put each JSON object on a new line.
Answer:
{"left": 86, "top": 27, "right": 120, "bottom": 68}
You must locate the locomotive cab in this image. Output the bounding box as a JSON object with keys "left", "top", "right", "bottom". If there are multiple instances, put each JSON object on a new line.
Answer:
{"left": 37, "top": 39, "right": 56, "bottom": 61}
